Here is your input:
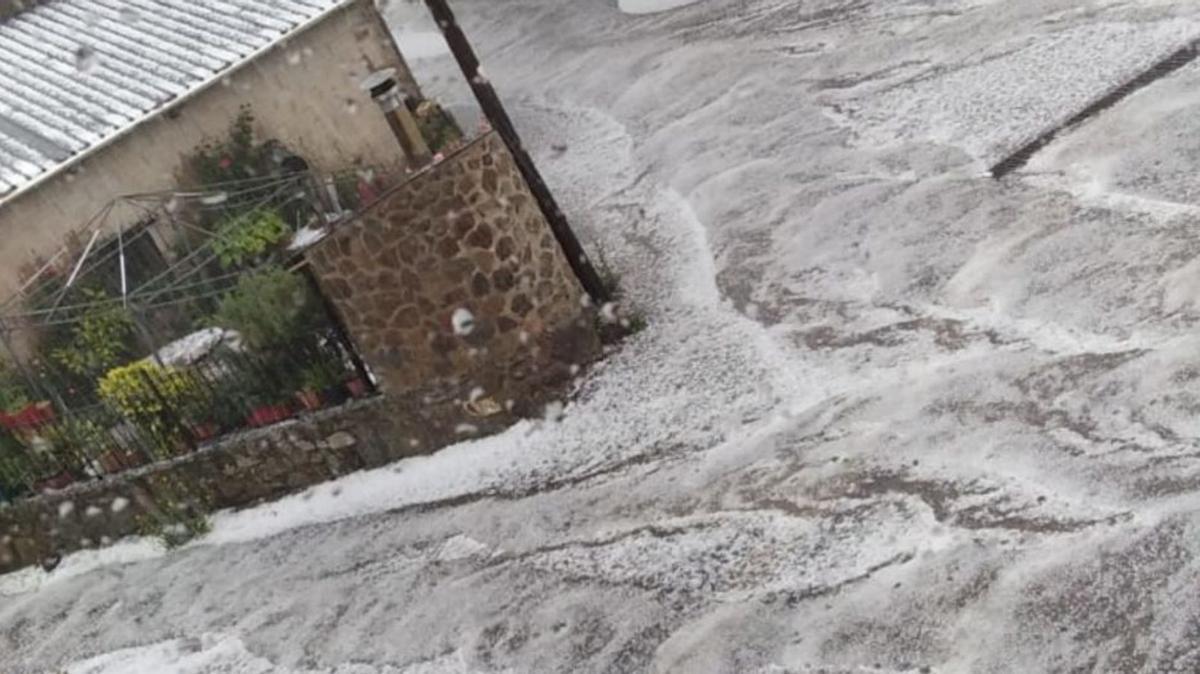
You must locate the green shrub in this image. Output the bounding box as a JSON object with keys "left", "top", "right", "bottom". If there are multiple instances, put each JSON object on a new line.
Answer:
{"left": 211, "top": 209, "right": 289, "bottom": 268}
{"left": 40, "top": 416, "right": 111, "bottom": 471}
{"left": 210, "top": 267, "right": 319, "bottom": 351}
{"left": 50, "top": 289, "right": 136, "bottom": 380}
{"left": 97, "top": 361, "right": 207, "bottom": 456}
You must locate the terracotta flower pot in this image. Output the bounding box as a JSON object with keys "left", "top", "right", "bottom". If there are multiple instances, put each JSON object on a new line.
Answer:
{"left": 247, "top": 404, "right": 294, "bottom": 428}
{"left": 98, "top": 449, "right": 144, "bottom": 474}
{"left": 190, "top": 422, "right": 219, "bottom": 442}
{"left": 345, "top": 377, "right": 369, "bottom": 399}
{"left": 295, "top": 390, "right": 323, "bottom": 412}
{"left": 36, "top": 471, "right": 75, "bottom": 493}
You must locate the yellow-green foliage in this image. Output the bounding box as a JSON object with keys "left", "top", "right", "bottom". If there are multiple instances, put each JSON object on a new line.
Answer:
{"left": 98, "top": 361, "right": 208, "bottom": 452}
{"left": 51, "top": 289, "right": 135, "bottom": 379}
{"left": 211, "top": 209, "right": 289, "bottom": 268}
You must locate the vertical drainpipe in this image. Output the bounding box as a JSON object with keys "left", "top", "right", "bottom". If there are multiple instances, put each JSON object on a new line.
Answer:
{"left": 361, "top": 68, "right": 433, "bottom": 169}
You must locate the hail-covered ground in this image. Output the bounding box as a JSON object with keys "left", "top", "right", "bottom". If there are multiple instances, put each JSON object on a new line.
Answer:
{"left": 7, "top": 0, "right": 1200, "bottom": 671}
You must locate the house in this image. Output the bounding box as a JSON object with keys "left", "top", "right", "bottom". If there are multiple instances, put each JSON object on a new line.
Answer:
{"left": 0, "top": 0, "right": 423, "bottom": 300}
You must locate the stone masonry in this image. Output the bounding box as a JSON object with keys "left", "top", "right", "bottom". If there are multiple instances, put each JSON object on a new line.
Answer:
{"left": 0, "top": 397, "right": 432, "bottom": 574}
{"left": 307, "top": 131, "right": 599, "bottom": 404}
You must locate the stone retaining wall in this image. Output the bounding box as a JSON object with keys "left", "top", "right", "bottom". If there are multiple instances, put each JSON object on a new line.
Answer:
{"left": 0, "top": 396, "right": 455, "bottom": 574}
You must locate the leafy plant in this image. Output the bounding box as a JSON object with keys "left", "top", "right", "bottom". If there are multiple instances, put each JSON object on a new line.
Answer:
{"left": 40, "top": 416, "right": 110, "bottom": 473}
{"left": 209, "top": 267, "right": 320, "bottom": 351}
{"left": 0, "top": 362, "right": 30, "bottom": 414}
{"left": 189, "top": 106, "right": 269, "bottom": 191}
{"left": 97, "top": 361, "right": 207, "bottom": 456}
{"left": 50, "top": 289, "right": 136, "bottom": 381}
{"left": 300, "top": 358, "right": 344, "bottom": 392}
{"left": 211, "top": 209, "right": 290, "bottom": 268}
{"left": 0, "top": 439, "right": 34, "bottom": 501}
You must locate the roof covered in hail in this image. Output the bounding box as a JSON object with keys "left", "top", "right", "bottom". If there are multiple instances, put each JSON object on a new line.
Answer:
{"left": 0, "top": 0, "right": 348, "bottom": 206}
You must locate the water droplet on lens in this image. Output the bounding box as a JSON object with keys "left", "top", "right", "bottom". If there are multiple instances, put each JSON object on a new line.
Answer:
{"left": 451, "top": 308, "right": 475, "bottom": 336}
{"left": 74, "top": 45, "right": 99, "bottom": 73}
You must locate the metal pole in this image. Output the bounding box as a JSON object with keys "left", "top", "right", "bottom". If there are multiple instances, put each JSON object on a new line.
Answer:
{"left": 423, "top": 0, "right": 611, "bottom": 304}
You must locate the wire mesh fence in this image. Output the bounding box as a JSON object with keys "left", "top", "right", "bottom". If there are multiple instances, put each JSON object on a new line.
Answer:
{"left": 0, "top": 158, "right": 405, "bottom": 506}
{"left": 0, "top": 328, "right": 372, "bottom": 505}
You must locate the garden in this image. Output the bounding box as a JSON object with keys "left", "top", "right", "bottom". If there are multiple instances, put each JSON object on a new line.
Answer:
{"left": 0, "top": 106, "right": 436, "bottom": 504}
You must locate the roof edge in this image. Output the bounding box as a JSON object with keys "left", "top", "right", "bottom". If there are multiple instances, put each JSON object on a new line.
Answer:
{"left": 0, "top": 0, "right": 361, "bottom": 212}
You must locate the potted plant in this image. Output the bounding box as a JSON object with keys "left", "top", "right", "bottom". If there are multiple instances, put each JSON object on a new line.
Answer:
{"left": 245, "top": 379, "right": 295, "bottom": 427}
{"left": 344, "top": 372, "right": 371, "bottom": 399}
{"left": 98, "top": 361, "right": 207, "bottom": 460}
{"left": 295, "top": 360, "right": 345, "bottom": 411}
{"left": 247, "top": 399, "right": 294, "bottom": 427}
{"left": 36, "top": 416, "right": 107, "bottom": 487}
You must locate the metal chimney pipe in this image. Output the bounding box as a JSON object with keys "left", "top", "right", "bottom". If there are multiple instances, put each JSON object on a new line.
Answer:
{"left": 361, "top": 68, "right": 433, "bottom": 168}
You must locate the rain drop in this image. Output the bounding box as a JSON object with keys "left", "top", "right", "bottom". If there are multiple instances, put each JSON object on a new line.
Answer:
{"left": 57, "top": 501, "right": 74, "bottom": 519}
{"left": 543, "top": 401, "right": 565, "bottom": 422}
{"left": 451, "top": 308, "right": 475, "bottom": 336}
{"left": 200, "top": 191, "right": 229, "bottom": 206}
{"left": 111, "top": 497, "right": 129, "bottom": 513}
{"left": 455, "top": 423, "right": 478, "bottom": 435}
{"left": 600, "top": 302, "right": 619, "bottom": 324}
{"left": 287, "top": 51, "right": 302, "bottom": 66}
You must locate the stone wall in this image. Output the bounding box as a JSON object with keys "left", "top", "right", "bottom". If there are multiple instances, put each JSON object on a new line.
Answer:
{"left": 0, "top": 396, "right": 441, "bottom": 574}
{"left": 307, "top": 131, "right": 599, "bottom": 405}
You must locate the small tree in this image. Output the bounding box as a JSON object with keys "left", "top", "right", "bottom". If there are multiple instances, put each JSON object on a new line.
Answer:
{"left": 209, "top": 266, "right": 321, "bottom": 351}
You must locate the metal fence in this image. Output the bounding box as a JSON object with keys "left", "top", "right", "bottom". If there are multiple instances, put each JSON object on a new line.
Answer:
{"left": 0, "top": 320, "right": 374, "bottom": 505}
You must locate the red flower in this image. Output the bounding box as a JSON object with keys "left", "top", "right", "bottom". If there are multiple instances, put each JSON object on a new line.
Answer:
{"left": 219, "top": 156, "right": 233, "bottom": 169}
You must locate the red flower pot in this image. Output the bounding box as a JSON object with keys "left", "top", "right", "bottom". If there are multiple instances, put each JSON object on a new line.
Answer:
{"left": 36, "top": 471, "right": 75, "bottom": 493}
{"left": 247, "top": 404, "right": 295, "bottom": 428}
{"left": 345, "top": 377, "right": 369, "bottom": 399}
{"left": 1, "top": 401, "right": 55, "bottom": 434}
